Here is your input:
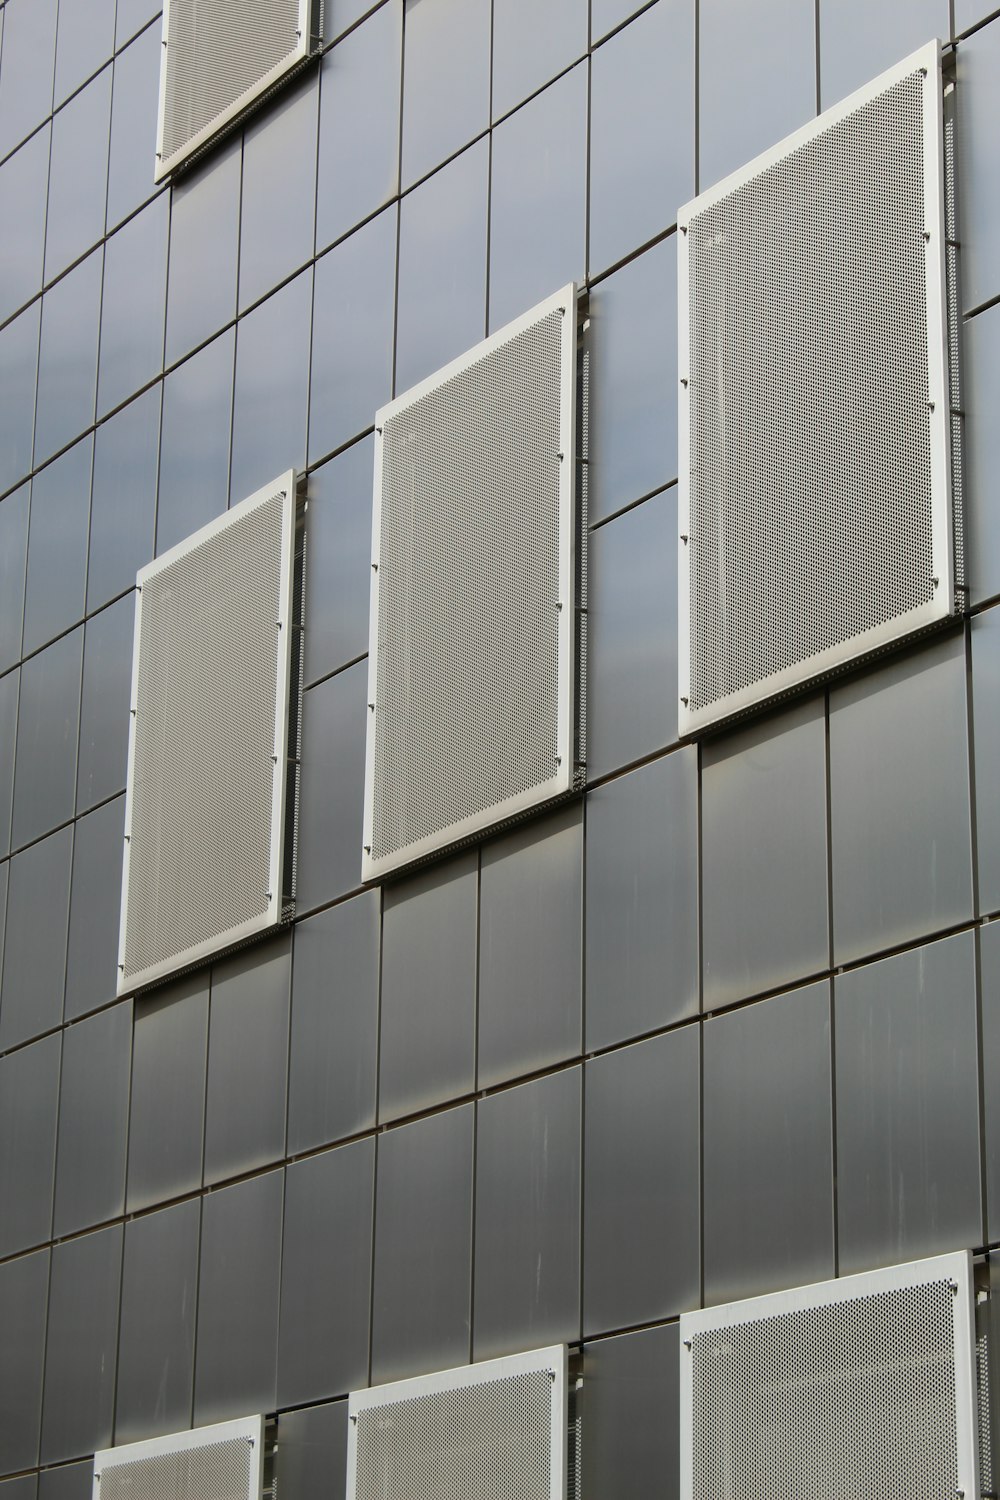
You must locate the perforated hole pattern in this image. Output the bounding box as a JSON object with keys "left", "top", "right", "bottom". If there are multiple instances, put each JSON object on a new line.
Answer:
{"left": 355, "top": 1369, "right": 555, "bottom": 1500}
{"left": 687, "top": 68, "right": 936, "bottom": 712}
{"left": 372, "top": 309, "right": 566, "bottom": 864}
{"left": 123, "top": 488, "right": 287, "bottom": 983}
{"left": 99, "top": 1437, "right": 253, "bottom": 1500}
{"left": 691, "top": 1278, "right": 959, "bottom": 1500}
{"left": 161, "top": 0, "right": 303, "bottom": 166}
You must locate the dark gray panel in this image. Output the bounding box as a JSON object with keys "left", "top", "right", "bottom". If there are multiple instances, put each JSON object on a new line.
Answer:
{"left": 53, "top": 999, "right": 131, "bottom": 1236}
{"left": 287, "top": 890, "right": 379, "bottom": 1153}
{"left": 492, "top": 0, "right": 587, "bottom": 119}
{"left": 0, "top": 826, "right": 72, "bottom": 1051}
{"left": 239, "top": 70, "right": 318, "bottom": 311}
{"left": 54, "top": 0, "right": 116, "bottom": 103}
{"left": 115, "top": 1199, "right": 199, "bottom": 1444}
{"left": 97, "top": 196, "right": 168, "bottom": 418}
{"left": 315, "top": 2, "right": 401, "bottom": 251}
{"left": 698, "top": 0, "right": 815, "bottom": 189}
{"left": 371, "top": 1104, "right": 474, "bottom": 1383}
{"left": 34, "top": 248, "right": 102, "bottom": 466}
{"left": 127, "top": 972, "right": 208, "bottom": 1213}
{"left": 106, "top": 21, "right": 161, "bottom": 230}
{"left": 296, "top": 663, "right": 367, "bottom": 910}
{"left": 0, "top": 486, "right": 29, "bottom": 674}
{"left": 0, "top": 0, "right": 56, "bottom": 158}
{"left": 165, "top": 137, "right": 241, "bottom": 366}
{"left": 0, "top": 865, "right": 6, "bottom": 1014}
{"left": 277, "top": 1139, "right": 374, "bottom": 1406}
{"left": 588, "top": 237, "right": 676, "bottom": 525}
{"left": 380, "top": 851, "right": 477, "bottom": 1121}
{"left": 589, "top": 0, "right": 694, "bottom": 274}
{"left": 581, "top": 1326, "right": 679, "bottom": 1500}
{"left": 584, "top": 1029, "right": 699, "bottom": 1334}
{"left": 38, "top": 1466, "right": 89, "bottom": 1500}
{"left": 829, "top": 633, "right": 973, "bottom": 964}
{"left": 0, "top": 1248, "right": 49, "bottom": 1474}
{"left": 204, "top": 935, "right": 290, "bottom": 1184}
{"left": 86, "top": 385, "right": 160, "bottom": 613}
{"left": 0, "top": 304, "right": 40, "bottom": 497}
{"left": 0, "top": 1477, "right": 38, "bottom": 1500}
{"left": 834, "top": 931, "right": 982, "bottom": 1274}
{"left": 818, "top": 0, "right": 948, "bottom": 105}
{"left": 973, "top": 605, "right": 1000, "bottom": 913}
{"left": 63, "top": 795, "right": 125, "bottom": 1021}
{"left": 0, "top": 667, "right": 17, "bottom": 856}
{"left": 24, "top": 435, "right": 92, "bottom": 651}
{"left": 585, "top": 748, "right": 698, "bottom": 1051}
{"left": 587, "top": 489, "right": 676, "bottom": 779}
{"left": 703, "top": 981, "right": 834, "bottom": 1304}
{"left": 400, "top": 0, "right": 490, "bottom": 188}
{"left": 77, "top": 595, "right": 133, "bottom": 813}
{"left": 11, "top": 626, "right": 82, "bottom": 849}
{"left": 309, "top": 206, "right": 396, "bottom": 463}
{"left": 958, "top": 21, "right": 1000, "bottom": 313}
{"left": 302, "top": 438, "right": 373, "bottom": 685}
{"left": 230, "top": 269, "right": 311, "bottom": 503}
{"left": 0, "top": 1033, "right": 60, "bottom": 1258}
{"left": 979, "top": 922, "right": 1000, "bottom": 1243}
{"left": 395, "top": 139, "right": 489, "bottom": 395}
{"left": 0, "top": 126, "right": 49, "bottom": 324}
{"left": 43, "top": 66, "right": 112, "bottom": 283}
{"left": 963, "top": 303, "right": 1000, "bottom": 605}
{"left": 156, "top": 331, "right": 233, "bottom": 555}
{"left": 22, "top": 435, "right": 93, "bottom": 657}
{"left": 478, "top": 802, "right": 582, "bottom": 1089}
{"left": 488, "top": 65, "right": 587, "bottom": 332}
{"left": 41, "top": 1224, "right": 122, "bottom": 1464}
{"left": 275, "top": 1402, "right": 348, "bottom": 1500}
{"left": 474, "top": 1068, "right": 581, "bottom": 1360}
{"left": 194, "top": 1169, "right": 284, "bottom": 1425}
{"left": 702, "top": 698, "right": 828, "bottom": 1008}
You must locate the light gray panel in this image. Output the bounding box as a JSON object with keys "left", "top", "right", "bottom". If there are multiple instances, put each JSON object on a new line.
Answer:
{"left": 702, "top": 698, "right": 828, "bottom": 1007}
{"left": 371, "top": 1104, "right": 474, "bottom": 1384}
{"left": 76, "top": 595, "right": 133, "bottom": 814}
{"left": 0, "top": 305, "right": 40, "bottom": 497}
{"left": 156, "top": 331, "right": 233, "bottom": 557}
{"left": 302, "top": 438, "right": 373, "bottom": 686}
{"left": 478, "top": 803, "right": 582, "bottom": 1089}
{"left": 86, "top": 386, "right": 160, "bottom": 615}
{"left": 41, "top": 1224, "right": 122, "bottom": 1464}
{"left": 0, "top": 486, "right": 29, "bottom": 675}
{"left": 474, "top": 1068, "right": 581, "bottom": 1360}
{"left": 34, "top": 248, "right": 102, "bottom": 466}
{"left": 819, "top": 0, "right": 948, "bottom": 104}
{"left": 127, "top": 972, "right": 208, "bottom": 1212}
{"left": 97, "top": 196, "right": 168, "bottom": 419}
{"left": 0, "top": 666, "right": 17, "bottom": 856}
{"left": 115, "top": 1199, "right": 199, "bottom": 1443}
{"left": 22, "top": 435, "right": 93, "bottom": 657}
{"left": 0, "top": 126, "right": 50, "bottom": 324}
{"left": 43, "top": 66, "right": 112, "bottom": 283}
{"left": 400, "top": 0, "right": 490, "bottom": 188}
{"left": 53, "top": 999, "right": 132, "bottom": 1237}
{"left": 492, "top": 0, "right": 587, "bottom": 119}
{"left": 581, "top": 1326, "right": 679, "bottom": 1500}
{"left": 980, "top": 922, "right": 1000, "bottom": 1243}
{"left": 585, "top": 748, "right": 698, "bottom": 1051}
{"left": 589, "top": 0, "right": 694, "bottom": 275}
{"left": 296, "top": 663, "right": 368, "bottom": 910}
{"left": 165, "top": 137, "right": 241, "bottom": 366}
{"left": 54, "top": 0, "right": 116, "bottom": 103}
{"left": 288, "top": 891, "right": 379, "bottom": 1152}
{"left": 230, "top": 270, "right": 311, "bottom": 503}
{"left": 957, "top": 20, "right": 1000, "bottom": 312}
{"left": 0, "top": 1248, "right": 49, "bottom": 1474}
{"left": 834, "top": 931, "right": 982, "bottom": 1274}
{"left": 204, "top": 935, "right": 290, "bottom": 1183}
{"left": 11, "top": 628, "right": 83, "bottom": 851}
{"left": 0, "top": 1033, "right": 61, "bottom": 1258}
{"left": 106, "top": 21, "right": 161, "bottom": 229}
{"left": 703, "top": 981, "right": 834, "bottom": 1305}
{"left": 830, "top": 633, "right": 973, "bottom": 964}
{"left": 239, "top": 69, "right": 318, "bottom": 312}
{"left": 0, "top": 0, "right": 57, "bottom": 158}
{"left": 962, "top": 302, "right": 1000, "bottom": 605}
{"left": 973, "top": 605, "right": 1000, "bottom": 913}
{"left": 379, "top": 851, "right": 477, "bottom": 1121}
{"left": 584, "top": 1029, "right": 699, "bottom": 1334}
{"left": 0, "top": 825, "right": 72, "bottom": 1051}
{"left": 63, "top": 795, "right": 125, "bottom": 1021}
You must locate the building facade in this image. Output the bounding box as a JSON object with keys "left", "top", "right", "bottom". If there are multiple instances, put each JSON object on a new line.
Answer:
{"left": 1, "top": 0, "right": 1000, "bottom": 1495}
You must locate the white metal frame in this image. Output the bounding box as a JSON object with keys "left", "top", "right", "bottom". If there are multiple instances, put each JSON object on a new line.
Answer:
{"left": 117, "top": 471, "right": 297, "bottom": 995}
{"left": 677, "top": 39, "right": 952, "bottom": 737}
{"left": 347, "top": 1345, "right": 567, "bottom": 1500}
{"left": 154, "top": 0, "right": 317, "bottom": 182}
{"left": 679, "top": 1250, "right": 979, "bottom": 1500}
{"left": 362, "top": 284, "right": 579, "bottom": 883}
{"left": 94, "top": 1415, "right": 265, "bottom": 1500}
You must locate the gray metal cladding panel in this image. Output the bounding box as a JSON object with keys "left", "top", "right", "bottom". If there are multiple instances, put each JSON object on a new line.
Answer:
{"left": 120, "top": 477, "right": 294, "bottom": 991}
{"left": 682, "top": 1254, "right": 977, "bottom": 1500}
{"left": 366, "top": 287, "right": 577, "bottom": 878}
{"left": 680, "top": 45, "right": 952, "bottom": 733}
{"left": 157, "top": 0, "right": 316, "bottom": 180}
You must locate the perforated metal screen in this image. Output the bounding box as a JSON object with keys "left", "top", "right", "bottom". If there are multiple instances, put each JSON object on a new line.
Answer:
{"left": 119, "top": 476, "right": 295, "bottom": 993}
{"left": 95, "top": 1416, "right": 263, "bottom": 1500}
{"left": 364, "top": 287, "right": 579, "bottom": 880}
{"left": 680, "top": 1253, "right": 978, "bottom": 1500}
{"left": 349, "top": 1348, "right": 566, "bottom": 1500}
{"left": 679, "top": 42, "right": 956, "bottom": 734}
{"left": 156, "top": 0, "right": 317, "bottom": 180}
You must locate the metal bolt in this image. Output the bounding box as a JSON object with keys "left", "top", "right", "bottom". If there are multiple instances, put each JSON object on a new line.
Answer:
{"left": 369, "top": 702, "right": 375, "bottom": 712}
{"left": 350, "top": 1415, "right": 358, "bottom": 1425}
{"left": 683, "top": 1339, "right": 692, "bottom": 1350}
{"left": 372, "top": 562, "right": 378, "bottom": 572}
{"left": 951, "top": 1280, "right": 960, "bottom": 1294}
{"left": 364, "top": 845, "right": 371, "bottom": 855}
{"left": 923, "top": 230, "right": 931, "bottom": 241}
{"left": 680, "top": 534, "right": 689, "bottom": 544}
{"left": 928, "top": 400, "right": 936, "bottom": 412}
{"left": 559, "top": 306, "right": 566, "bottom": 316}
{"left": 680, "top": 377, "right": 689, "bottom": 387}
{"left": 680, "top": 224, "right": 688, "bottom": 235}
{"left": 681, "top": 696, "right": 689, "bottom": 707}
{"left": 932, "top": 576, "right": 940, "bottom": 588}
{"left": 556, "top": 601, "right": 563, "bottom": 611}
{"left": 558, "top": 452, "right": 565, "bottom": 461}
{"left": 376, "top": 426, "right": 383, "bottom": 436}
{"left": 277, "top": 620, "right": 283, "bottom": 629}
